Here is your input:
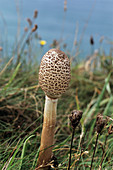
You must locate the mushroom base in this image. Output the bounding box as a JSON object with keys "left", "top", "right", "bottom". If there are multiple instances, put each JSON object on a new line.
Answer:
{"left": 37, "top": 96, "right": 58, "bottom": 168}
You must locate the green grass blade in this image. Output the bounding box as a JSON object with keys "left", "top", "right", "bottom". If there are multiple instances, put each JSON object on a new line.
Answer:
{"left": 3, "top": 62, "right": 21, "bottom": 91}
{"left": 88, "top": 73, "right": 111, "bottom": 138}
{"left": 31, "top": 147, "right": 40, "bottom": 169}
{"left": 89, "top": 73, "right": 111, "bottom": 119}
{"left": 103, "top": 95, "right": 113, "bottom": 116}
{"left": 7, "top": 135, "right": 32, "bottom": 169}
{"left": 19, "top": 135, "right": 35, "bottom": 170}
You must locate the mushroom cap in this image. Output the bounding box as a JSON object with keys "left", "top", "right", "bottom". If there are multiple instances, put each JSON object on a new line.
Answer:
{"left": 39, "top": 49, "right": 71, "bottom": 99}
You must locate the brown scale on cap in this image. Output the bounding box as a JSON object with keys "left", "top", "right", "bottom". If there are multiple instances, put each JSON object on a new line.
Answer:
{"left": 39, "top": 49, "right": 71, "bottom": 99}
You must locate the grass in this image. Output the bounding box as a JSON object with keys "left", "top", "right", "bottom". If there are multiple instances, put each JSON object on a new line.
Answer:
{"left": 0, "top": 50, "right": 113, "bottom": 170}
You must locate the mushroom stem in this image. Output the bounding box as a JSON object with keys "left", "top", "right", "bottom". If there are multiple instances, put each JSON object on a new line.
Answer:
{"left": 37, "top": 95, "right": 58, "bottom": 167}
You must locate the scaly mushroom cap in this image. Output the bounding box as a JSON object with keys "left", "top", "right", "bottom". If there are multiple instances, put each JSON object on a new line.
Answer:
{"left": 39, "top": 49, "right": 71, "bottom": 99}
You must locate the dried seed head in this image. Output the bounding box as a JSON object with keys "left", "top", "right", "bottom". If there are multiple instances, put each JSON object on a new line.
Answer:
{"left": 32, "top": 24, "right": 38, "bottom": 32}
{"left": 64, "top": 0, "right": 67, "bottom": 11}
{"left": 90, "top": 36, "right": 94, "bottom": 45}
{"left": 27, "top": 18, "right": 32, "bottom": 26}
{"left": 69, "top": 110, "right": 83, "bottom": 129}
{"left": 0, "top": 47, "right": 3, "bottom": 51}
{"left": 34, "top": 10, "right": 38, "bottom": 18}
{"left": 39, "top": 49, "right": 71, "bottom": 99}
{"left": 50, "top": 39, "right": 59, "bottom": 48}
{"left": 96, "top": 114, "right": 106, "bottom": 134}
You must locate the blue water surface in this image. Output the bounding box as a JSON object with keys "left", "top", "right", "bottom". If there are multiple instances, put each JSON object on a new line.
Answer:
{"left": 0, "top": 0, "right": 113, "bottom": 59}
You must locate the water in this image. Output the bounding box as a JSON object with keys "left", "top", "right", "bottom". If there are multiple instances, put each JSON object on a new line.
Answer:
{"left": 0, "top": 0, "right": 113, "bottom": 59}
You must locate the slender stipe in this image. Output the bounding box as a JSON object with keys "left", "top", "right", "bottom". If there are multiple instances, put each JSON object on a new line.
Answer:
{"left": 68, "top": 127, "right": 75, "bottom": 170}
{"left": 68, "top": 110, "right": 83, "bottom": 170}
{"left": 90, "top": 133, "right": 99, "bottom": 170}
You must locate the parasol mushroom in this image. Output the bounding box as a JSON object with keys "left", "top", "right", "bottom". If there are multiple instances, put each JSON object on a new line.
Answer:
{"left": 37, "top": 49, "right": 71, "bottom": 168}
